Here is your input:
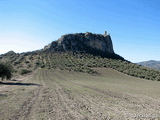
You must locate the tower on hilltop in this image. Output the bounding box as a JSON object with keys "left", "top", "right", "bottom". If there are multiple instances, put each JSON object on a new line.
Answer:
{"left": 104, "top": 31, "right": 107, "bottom": 35}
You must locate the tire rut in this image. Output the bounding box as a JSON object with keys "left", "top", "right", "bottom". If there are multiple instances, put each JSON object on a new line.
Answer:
{"left": 45, "top": 70, "right": 85, "bottom": 120}
{"left": 9, "top": 70, "right": 43, "bottom": 120}
{"left": 47, "top": 70, "right": 112, "bottom": 119}
{"left": 47, "top": 70, "right": 160, "bottom": 120}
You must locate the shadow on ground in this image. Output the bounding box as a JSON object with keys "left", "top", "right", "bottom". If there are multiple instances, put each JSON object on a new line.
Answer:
{"left": 0, "top": 94, "right": 7, "bottom": 96}
{"left": 0, "top": 82, "right": 41, "bottom": 86}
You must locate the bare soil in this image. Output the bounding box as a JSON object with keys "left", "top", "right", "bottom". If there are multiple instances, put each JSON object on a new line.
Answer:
{"left": 0, "top": 68, "right": 160, "bottom": 120}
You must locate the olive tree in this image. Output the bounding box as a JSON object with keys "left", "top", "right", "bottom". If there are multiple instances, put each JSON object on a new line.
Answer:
{"left": 0, "top": 62, "right": 13, "bottom": 81}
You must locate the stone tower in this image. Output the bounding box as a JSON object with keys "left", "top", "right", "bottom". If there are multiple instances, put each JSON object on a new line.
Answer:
{"left": 104, "top": 31, "right": 107, "bottom": 35}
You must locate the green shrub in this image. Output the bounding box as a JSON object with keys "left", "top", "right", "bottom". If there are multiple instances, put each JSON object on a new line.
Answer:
{"left": 25, "top": 61, "right": 30, "bottom": 64}
{"left": 41, "top": 65, "right": 45, "bottom": 68}
{"left": 20, "top": 69, "right": 32, "bottom": 75}
{"left": 0, "top": 62, "right": 13, "bottom": 80}
{"left": 156, "top": 76, "right": 160, "bottom": 81}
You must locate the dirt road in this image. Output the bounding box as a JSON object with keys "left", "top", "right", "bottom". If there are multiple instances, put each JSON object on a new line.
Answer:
{"left": 0, "top": 68, "right": 160, "bottom": 120}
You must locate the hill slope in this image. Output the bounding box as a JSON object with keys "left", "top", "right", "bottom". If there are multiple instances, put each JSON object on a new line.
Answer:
{"left": 0, "top": 68, "right": 160, "bottom": 120}
{"left": 1, "top": 51, "right": 160, "bottom": 81}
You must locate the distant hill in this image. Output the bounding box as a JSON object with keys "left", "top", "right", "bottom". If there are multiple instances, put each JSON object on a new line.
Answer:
{"left": 137, "top": 60, "right": 160, "bottom": 70}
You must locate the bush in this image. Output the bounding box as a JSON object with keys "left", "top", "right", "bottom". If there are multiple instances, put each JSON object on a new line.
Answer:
{"left": 40, "top": 65, "right": 45, "bottom": 68}
{"left": 156, "top": 76, "right": 160, "bottom": 81}
{"left": 0, "top": 62, "right": 13, "bottom": 81}
{"left": 25, "top": 61, "right": 30, "bottom": 64}
{"left": 20, "top": 69, "right": 32, "bottom": 75}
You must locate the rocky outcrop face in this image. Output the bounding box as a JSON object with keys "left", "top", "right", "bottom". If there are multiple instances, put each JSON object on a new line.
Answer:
{"left": 43, "top": 32, "right": 124, "bottom": 59}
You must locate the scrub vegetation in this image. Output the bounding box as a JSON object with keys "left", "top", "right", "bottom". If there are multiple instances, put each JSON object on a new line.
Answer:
{"left": 1, "top": 51, "right": 159, "bottom": 81}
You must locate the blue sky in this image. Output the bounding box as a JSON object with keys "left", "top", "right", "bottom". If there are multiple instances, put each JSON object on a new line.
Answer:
{"left": 0, "top": 0, "right": 160, "bottom": 62}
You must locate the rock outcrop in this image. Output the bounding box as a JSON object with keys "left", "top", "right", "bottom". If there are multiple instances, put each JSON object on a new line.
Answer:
{"left": 43, "top": 32, "right": 124, "bottom": 60}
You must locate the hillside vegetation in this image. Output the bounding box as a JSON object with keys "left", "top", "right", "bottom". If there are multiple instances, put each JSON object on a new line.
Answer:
{"left": 1, "top": 51, "right": 160, "bottom": 81}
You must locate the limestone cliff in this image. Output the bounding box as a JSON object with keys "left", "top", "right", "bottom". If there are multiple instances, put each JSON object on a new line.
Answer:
{"left": 43, "top": 32, "right": 124, "bottom": 60}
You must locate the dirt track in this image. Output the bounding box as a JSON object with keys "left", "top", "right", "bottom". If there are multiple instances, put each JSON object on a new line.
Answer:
{"left": 0, "top": 68, "right": 160, "bottom": 120}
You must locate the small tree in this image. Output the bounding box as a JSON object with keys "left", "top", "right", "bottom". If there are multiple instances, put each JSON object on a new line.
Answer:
{"left": 0, "top": 62, "right": 13, "bottom": 81}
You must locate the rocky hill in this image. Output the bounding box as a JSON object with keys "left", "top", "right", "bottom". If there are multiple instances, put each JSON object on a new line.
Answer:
{"left": 138, "top": 60, "right": 160, "bottom": 70}
{"left": 43, "top": 32, "right": 124, "bottom": 60}
{"left": 1, "top": 32, "right": 160, "bottom": 81}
